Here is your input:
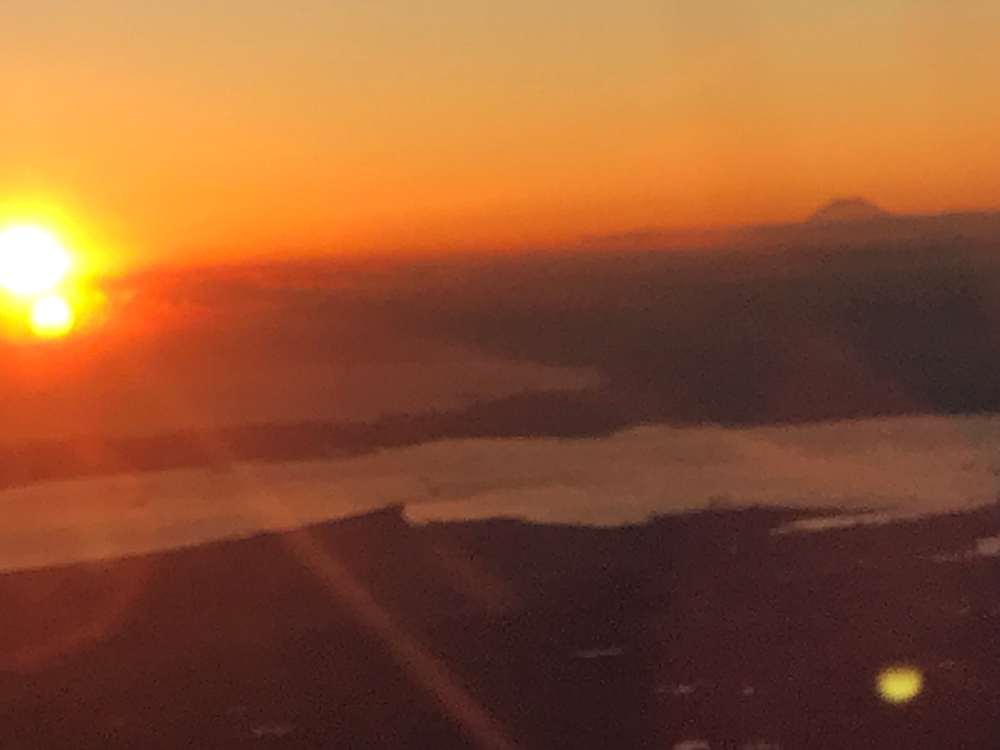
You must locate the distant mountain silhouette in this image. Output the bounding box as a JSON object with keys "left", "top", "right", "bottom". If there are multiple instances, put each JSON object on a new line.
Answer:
{"left": 808, "top": 198, "right": 890, "bottom": 223}
{"left": 577, "top": 203, "right": 999, "bottom": 253}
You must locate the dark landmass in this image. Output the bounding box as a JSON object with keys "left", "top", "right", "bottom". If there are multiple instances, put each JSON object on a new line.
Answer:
{"left": 391, "top": 237, "right": 1000, "bottom": 426}
{"left": 115, "top": 213, "right": 1000, "bottom": 435}
{"left": 1, "top": 503, "right": 998, "bottom": 749}
{"left": 0, "top": 388, "right": 635, "bottom": 488}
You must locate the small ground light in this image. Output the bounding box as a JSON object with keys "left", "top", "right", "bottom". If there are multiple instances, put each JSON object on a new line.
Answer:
{"left": 876, "top": 665, "right": 924, "bottom": 705}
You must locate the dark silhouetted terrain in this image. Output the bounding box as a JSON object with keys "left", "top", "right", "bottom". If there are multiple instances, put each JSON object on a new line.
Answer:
{"left": 1, "top": 503, "right": 998, "bottom": 749}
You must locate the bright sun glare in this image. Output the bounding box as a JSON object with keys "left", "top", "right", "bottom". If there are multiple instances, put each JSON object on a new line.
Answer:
{"left": 0, "top": 225, "right": 72, "bottom": 296}
{"left": 30, "top": 294, "right": 76, "bottom": 338}
{"left": 0, "top": 224, "right": 80, "bottom": 338}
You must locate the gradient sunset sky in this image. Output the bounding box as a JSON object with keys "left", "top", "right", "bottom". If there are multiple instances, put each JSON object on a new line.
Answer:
{"left": 2, "top": 0, "right": 998, "bottom": 271}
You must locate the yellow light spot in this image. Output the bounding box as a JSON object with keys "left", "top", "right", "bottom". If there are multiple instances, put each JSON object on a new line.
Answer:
{"left": 0, "top": 225, "right": 72, "bottom": 295}
{"left": 877, "top": 665, "right": 924, "bottom": 705}
{"left": 30, "top": 294, "right": 75, "bottom": 338}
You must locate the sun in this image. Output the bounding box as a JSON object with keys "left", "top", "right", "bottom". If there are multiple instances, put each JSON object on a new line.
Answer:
{"left": 30, "top": 294, "right": 76, "bottom": 338}
{"left": 0, "top": 225, "right": 72, "bottom": 296}
{"left": 0, "top": 223, "right": 82, "bottom": 338}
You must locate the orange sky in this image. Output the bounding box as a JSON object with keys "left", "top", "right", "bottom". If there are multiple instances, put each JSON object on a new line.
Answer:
{"left": 2, "top": 0, "right": 999, "bottom": 272}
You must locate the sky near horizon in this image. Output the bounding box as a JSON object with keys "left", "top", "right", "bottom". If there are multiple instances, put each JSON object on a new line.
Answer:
{"left": 2, "top": 0, "right": 999, "bottom": 270}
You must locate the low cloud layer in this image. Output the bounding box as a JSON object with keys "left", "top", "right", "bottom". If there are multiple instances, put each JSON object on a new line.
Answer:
{"left": 2, "top": 414, "right": 998, "bottom": 572}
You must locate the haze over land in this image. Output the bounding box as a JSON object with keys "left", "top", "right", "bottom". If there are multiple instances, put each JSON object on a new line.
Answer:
{"left": 4, "top": 202, "right": 1000, "bottom": 443}
{"left": 2, "top": 205, "right": 1000, "bottom": 568}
